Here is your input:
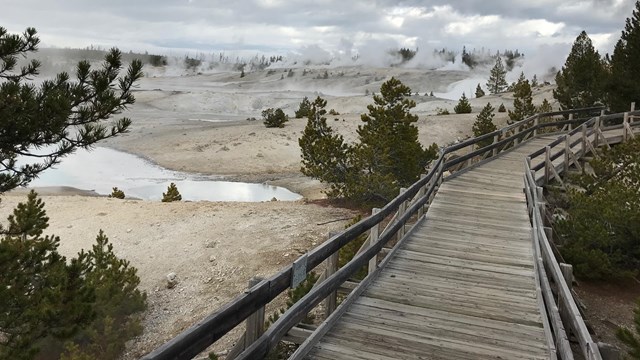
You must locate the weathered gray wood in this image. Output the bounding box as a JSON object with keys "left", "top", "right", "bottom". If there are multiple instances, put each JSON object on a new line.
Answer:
{"left": 397, "top": 187, "right": 408, "bottom": 238}
{"left": 245, "top": 277, "right": 266, "bottom": 347}
{"left": 559, "top": 263, "right": 574, "bottom": 336}
{"left": 324, "top": 251, "right": 339, "bottom": 319}
{"left": 368, "top": 208, "right": 381, "bottom": 275}
{"left": 417, "top": 174, "right": 427, "bottom": 218}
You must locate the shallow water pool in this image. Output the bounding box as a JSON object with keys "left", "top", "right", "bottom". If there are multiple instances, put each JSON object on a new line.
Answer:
{"left": 28, "top": 147, "right": 302, "bottom": 202}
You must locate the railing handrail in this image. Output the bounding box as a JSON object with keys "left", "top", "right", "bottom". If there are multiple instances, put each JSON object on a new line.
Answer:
{"left": 522, "top": 107, "right": 639, "bottom": 360}
{"left": 144, "top": 105, "right": 631, "bottom": 360}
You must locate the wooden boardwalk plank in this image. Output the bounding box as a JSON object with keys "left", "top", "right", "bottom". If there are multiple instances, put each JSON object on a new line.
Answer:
{"left": 306, "top": 139, "right": 554, "bottom": 359}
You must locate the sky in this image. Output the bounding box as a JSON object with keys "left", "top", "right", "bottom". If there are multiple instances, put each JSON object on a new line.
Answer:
{"left": 3, "top": 0, "right": 637, "bottom": 62}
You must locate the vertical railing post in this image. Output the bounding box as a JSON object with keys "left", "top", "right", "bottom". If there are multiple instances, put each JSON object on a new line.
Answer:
{"left": 438, "top": 154, "right": 445, "bottom": 186}
{"left": 544, "top": 146, "right": 551, "bottom": 185}
{"left": 558, "top": 263, "right": 574, "bottom": 337}
{"left": 581, "top": 123, "right": 587, "bottom": 157}
{"left": 594, "top": 117, "right": 600, "bottom": 147}
{"left": 492, "top": 134, "right": 499, "bottom": 156}
{"left": 623, "top": 112, "right": 629, "bottom": 142}
{"left": 324, "top": 249, "right": 339, "bottom": 319}
{"left": 245, "top": 277, "right": 265, "bottom": 348}
{"left": 564, "top": 135, "right": 571, "bottom": 170}
{"left": 533, "top": 115, "right": 539, "bottom": 137}
{"left": 536, "top": 187, "right": 546, "bottom": 227}
{"left": 568, "top": 113, "right": 574, "bottom": 131}
{"left": 368, "top": 208, "right": 381, "bottom": 275}
{"left": 397, "top": 188, "right": 408, "bottom": 239}
{"left": 417, "top": 174, "right": 427, "bottom": 218}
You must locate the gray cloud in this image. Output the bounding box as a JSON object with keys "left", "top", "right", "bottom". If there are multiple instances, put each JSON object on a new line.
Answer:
{"left": 3, "top": 0, "right": 636, "bottom": 60}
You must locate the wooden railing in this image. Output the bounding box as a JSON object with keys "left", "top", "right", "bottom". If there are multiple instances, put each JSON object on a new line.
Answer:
{"left": 143, "top": 105, "right": 632, "bottom": 360}
{"left": 523, "top": 106, "right": 640, "bottom": 360}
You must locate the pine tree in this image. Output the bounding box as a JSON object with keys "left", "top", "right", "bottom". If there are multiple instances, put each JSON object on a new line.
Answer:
{"left": 0, "top": 27, "right": 145, "bottom": 360}
{"left": 454, "top": 93, "right": 472, "bottom": 114}
{"left": 537, "top": 98, "right": 555, "bottom": 133}
{"left": 72, "top": 230, "right": 146, "bottom": 359}
{"left": 472, "top": 103, "right": 497, "bottom": 148}
{"left": 298, "top": 97, "right": 351, "bottom": 197}
{"left": 531, "top": 74, "right": 539, "bottom": 87}
{"left": 498, "top": 103, "right": 507, "bottom": 112}
{"left": 162, "top": 182, "right": 182, "bottom": 202}
{"left": 0, "top": 27, "right": 143, "bottom": 193}
{"left": 606, "top": 2, "right": 640, "bottom": 112}
{"left": 475, "top": 84, "right": 485, "bottom": 98}
{"left": 262, "top": 108, "right": 288, "bottom": 128}
{"left": 0, "top": 191, "right": 95, "bottom": 359}
{"left": 509, "top": 75, "right": 536, "bottom": 123}
{"left": 486, "top": 56, "right": 508, "bottom": 94}
{"left": 108, "top": 187, "right": 125, "bottom": 199}
{"left": 354, "top": 77, "right": 435, "bottom": 202}
{"left": 553, "top": 31, "right": 606, "bottom": 110}
{"left": 294, "top": 96, "right": 312, "bottom": 118}
{"left": 538, "top": 98, "right": 553, "bottom": 114}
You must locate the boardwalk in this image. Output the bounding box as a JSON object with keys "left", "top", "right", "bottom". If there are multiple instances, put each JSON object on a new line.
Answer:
{"left": 306, "top": 138, "right": 556, "bottom": 360}
{"left": 143, "top": 108, "right": 638, "bottom": 360}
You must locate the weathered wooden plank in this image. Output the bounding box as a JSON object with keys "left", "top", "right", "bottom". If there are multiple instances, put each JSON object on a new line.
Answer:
{"left": 362, "top": 286, "right": 543, "bottom": 325}
{"left": 367, "top": 275, "right": 540, "bottom": 311}
{"left": 409, "top": 229, "right": 534, "bottom": 245}
{"left": 372, "top": 275, "right": 539, "bottom": 309}
{"left": 392, "top": 249, "right": 535, "bottom": 277}
{"left": 342, "top": 309, "right": 549, "bottom": 355}
{"left": 402, "top": 242, "right": 534, "bottom": 266}
{"left": 379, "top": 267, "right": 537, "bottom": 295}
{"left": 326, "top": 320, "right": 548, "bottom": 359}
{"left": 355, "top": 296, "right": 545, "bottom": 338}
{"left": 383, "top": 259, "right": 536, "bottom": 291}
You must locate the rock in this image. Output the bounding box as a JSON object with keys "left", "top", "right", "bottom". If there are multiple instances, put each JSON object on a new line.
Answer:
{"left": 126, "top": 228, "right": 132, "bottom": 233}
{"left": 209, "top": 255, "right": 216, "bottom": 262}
{"left": 271, "top": 197, "right": 278, "bottom": 201}
{"left": 166, "top": 272, "right": 178, "bottom": 289}
{"left": 205, "top": 240, "right": 218, "bottom": 248}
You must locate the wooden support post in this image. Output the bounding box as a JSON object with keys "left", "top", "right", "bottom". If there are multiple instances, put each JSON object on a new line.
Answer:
{"left": 324, "top": 250, "right": 339, "bottom": 319}
{"left": 544, "top": 146, "right": 551, "bottom": 185}
{"left": 368, "top": 208, "right": 381, "bottom": 275}
{"left": 558, "top": 264, "right": 574, "bottom": 336}
{"left": 397, "top": 188, "right": 408, "bottom": 239}
{"left": 437, "top": 156, "right": 445, "bottom": 186}
{"left": 536, "top": 187, "right": 546, "bottom": 226}
{"left": 514, "top": 126, "right": 520, "bottom": 146}
{"left": 492, "top": 134, "right": 499, "bottom": 156}
{"left": 568, "top": 113, "right": 574, "bottom": 131}
{"left": 581, "top": 124, "right": 587, "bottom": 157}
{"left": 623, "top": 112, "right": 629, "bottom": 142}
{"left": 594, "top": 117, "right": 600, "bottom": 147}
{"left": 417, "top": 174, "right": 427, "bottom": 218}
{"left": 533, "top": 116, "right": 539, "bottom": 137}
{"left": 245, "top": 277, "right": 265, "bottom": 348}
{"left": 564, "top": 135, "right": 571, "bottom": 170}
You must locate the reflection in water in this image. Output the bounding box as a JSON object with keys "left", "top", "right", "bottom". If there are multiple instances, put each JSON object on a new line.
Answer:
{"left": 28, "top": 147, "right": 302, "bottom": 202}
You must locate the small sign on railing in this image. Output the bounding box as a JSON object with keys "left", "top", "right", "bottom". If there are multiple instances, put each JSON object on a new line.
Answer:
{"left": 291, "top": 254, "right": 308, "bottom": 289}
